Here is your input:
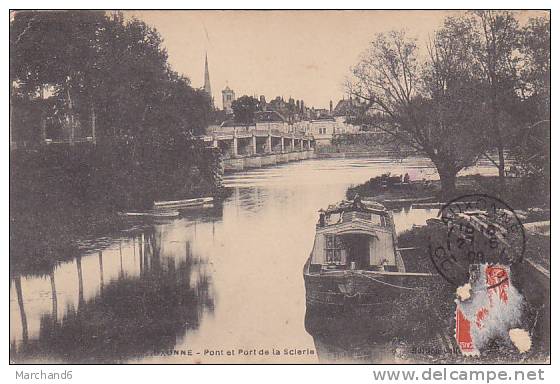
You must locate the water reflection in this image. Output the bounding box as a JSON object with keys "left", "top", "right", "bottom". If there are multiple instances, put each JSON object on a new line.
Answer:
{"left": 305, "top": 318, "right": 451, "bottom": 363}
{"left": 303, "top": 269, "right": 456, "bottom": 364}
{"left": 10, "top": 212, "right": 219, "bottom": 363}
{"left": 10, "top": 157, "right": 497, "bottom": 363}
{"left": 304, "top": 308, "right": 406, "bottom": 363}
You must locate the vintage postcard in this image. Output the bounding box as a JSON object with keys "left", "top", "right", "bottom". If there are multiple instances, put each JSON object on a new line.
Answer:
{"left": 9, "top": 9, "right": 550, "bottom": 365}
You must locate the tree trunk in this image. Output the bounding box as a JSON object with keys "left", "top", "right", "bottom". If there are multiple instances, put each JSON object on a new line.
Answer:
{"left": 435, "top": 163, "right": 459, "bottom": 201}
{"left": 98, "top": 251, "right": 104, "bottom": 296}
{"left": 90, "top": 101, "right": 96, "bottom": 144}
{"left": 9, "top": 86, "right": 13, "bottom": 149}
{"left": 76, "top": 256, "right": 84, "bottom": 309}
{"left": 14, "top": 276, "right": 28, "bottom": 344}
{"left": 67, "top": 86, "right": 75, "bottom": 146}
{"left": 138, "top": 235, "right": 144, "bottom": 275}
{"left": 119, "top": 241, "right": 124, "bottom": 278}
{"left": 488, "top": 47, "right": 506, "bottom": 195}
{"left": 498, "top": 146, "right": 506, "bottom": 192}
{"left": 50, "top": 270, "right": 57, "bottom": 324}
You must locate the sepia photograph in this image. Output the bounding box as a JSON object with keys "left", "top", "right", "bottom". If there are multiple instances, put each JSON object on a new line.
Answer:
{"left": 9, "top": 8, "right": 550, "bottom": 366}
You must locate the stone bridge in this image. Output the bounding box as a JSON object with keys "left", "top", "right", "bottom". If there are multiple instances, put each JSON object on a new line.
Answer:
{"left": 200, "top": 127, "right": 316, "bottom": 172}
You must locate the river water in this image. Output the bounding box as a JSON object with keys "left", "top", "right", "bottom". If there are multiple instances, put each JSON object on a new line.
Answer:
{"left": 10, "top": 157, "right": 498, "bottom": 363}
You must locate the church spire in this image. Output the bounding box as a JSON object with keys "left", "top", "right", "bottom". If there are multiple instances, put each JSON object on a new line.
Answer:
{"left": 203, "top": 52, "right": 213, "bottom": 105}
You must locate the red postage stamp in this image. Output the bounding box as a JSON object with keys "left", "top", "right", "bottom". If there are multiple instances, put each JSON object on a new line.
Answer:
{"left": 455, "top": 264, "right": 515, "bottom": 356}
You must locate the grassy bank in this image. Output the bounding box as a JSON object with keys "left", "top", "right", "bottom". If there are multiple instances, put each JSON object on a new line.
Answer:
{"left": 347, "top": 174, "right": 550, "bottom": 210}
{"left": 397, "top": 226, "right": 550, "bottom": 363}
{"left": 10, "top": 143, "right": 228, "bottom": 277}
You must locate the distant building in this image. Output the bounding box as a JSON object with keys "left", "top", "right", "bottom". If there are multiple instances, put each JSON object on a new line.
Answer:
{"left": 332, "top": 97, "right": 363, "bottom": 135}
{"left": 254, "top": 110, "right": 287, "bottom": 132}
{"left": 314, "top": 108, "right": 330, "bottom": 119}
{"left": 215, "top": 110, "right": 313, "bottom": 136}
{"left": 268, "top": 96, "right": 287, "bottom": 116}
{"left": 206, "top": 89, "right": 366, "bottom": 144}
{"left": 222, "top": 85, "right": 235, "bottom": 115}
{"left": 309, "top": 116, "right": 336, "bottom": 146}
{"left": 301, "top": 98, "right": 366, "bottom": 146}
{"left": 332, "top": 97, "right": 362, "bottom": 120}
{"left": 262, "top": 96, "right": 304, "bottom": 123}
{"left": 220, "top": 110, "right": 285, "bottom": 131}
{"left": 203, "top": 53, "right": 213, "bottom": 107}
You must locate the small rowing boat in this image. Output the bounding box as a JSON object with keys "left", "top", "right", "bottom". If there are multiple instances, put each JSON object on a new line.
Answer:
{"left": 119, "top": 210, "right": 180, "bottom": 219}
{"left": 153, "top": 197, "right": 214, "bottom": 210}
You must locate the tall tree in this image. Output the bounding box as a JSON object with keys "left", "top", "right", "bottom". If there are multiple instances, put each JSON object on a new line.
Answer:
{"left": 10, "top": 11, "right": 218, "bottom": 208}
{"left": 510, "top": 16, "right": 550, "bottom": 180}
{"left": 469, "top": 11, "right": 523, "bottom": 192}
{"left": 10, "top": 11, "right": 106, "bottom": 96}
{"left": 10, "top": 11, "right": 212, "bottom": 147}
{"left": 349, "top": 30, "right": 489, "bottom": 199}
{"left": 232, "top": 95, "right": 259, "bottom": 125}
{"left": 10, "top": 11, "right": 106, "bottom": 144}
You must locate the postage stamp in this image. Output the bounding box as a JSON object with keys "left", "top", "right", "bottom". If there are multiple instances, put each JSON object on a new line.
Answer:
{"left": 428, "top": 194, "right": 532, "bottom": 357}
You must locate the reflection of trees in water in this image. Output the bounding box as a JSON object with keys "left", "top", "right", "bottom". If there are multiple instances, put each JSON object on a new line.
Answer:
{"left": 233, "top": 187, "right": 269, "bottom": 214}
{"left": 304, "top": 307, "right": 401, "bottom": 363}
{"left": 13, "top": 276, "right": 28, "bottom": 344}
{"left": 304, "top": 287, "right": 449, "bottom": 364}
{"left": 10, "top": 227, "right": 214, "bottom": 363}
{"left": 50, "top": 270, "right": 57, "bottom": 326}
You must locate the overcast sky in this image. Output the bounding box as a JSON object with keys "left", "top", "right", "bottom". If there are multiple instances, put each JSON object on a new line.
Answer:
{"left": 129, "top": 10, "right": 545, "bottom": 110}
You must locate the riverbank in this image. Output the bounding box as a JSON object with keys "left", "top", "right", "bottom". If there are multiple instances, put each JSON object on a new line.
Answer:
{"left": 356, "top": 170, "right": 550, "bottom": 362}
{"left": 397, "top": 225, "right": 550, "bottom": 363}
{"left": 315, "top": 151, "right": 413, "bottom": 159}
{"left": 316, "top": 132, "right": 416, "bottom": 158}
{"left": 10, "top": 143, "right": 227, "bottom": 277}
{"left": 347, "top": 174, "right": 550, "bottom": 210}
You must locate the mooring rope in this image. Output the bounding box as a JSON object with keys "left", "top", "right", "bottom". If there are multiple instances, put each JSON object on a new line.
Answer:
{"left": 347, "top": 270, "right": 429, "bottom": 291}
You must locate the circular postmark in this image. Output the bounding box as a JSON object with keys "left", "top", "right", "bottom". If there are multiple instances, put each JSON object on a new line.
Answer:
{"left": 428, "top": 194, "right": 526, "bottom": 286}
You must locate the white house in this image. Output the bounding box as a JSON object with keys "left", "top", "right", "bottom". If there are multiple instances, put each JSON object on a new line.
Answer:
{"left": 309, "top": 116, "right": 336, "bottom": 146}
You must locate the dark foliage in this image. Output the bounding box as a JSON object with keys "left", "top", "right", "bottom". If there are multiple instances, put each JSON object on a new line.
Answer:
{"left": 231, "top": 95, "right": 260, "bottom": 124}
{"left": 10, "top": 11, "right": 221, "bottom": 209}
{"left": 10, "top": 11, "right": 225, "bottom": 273}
